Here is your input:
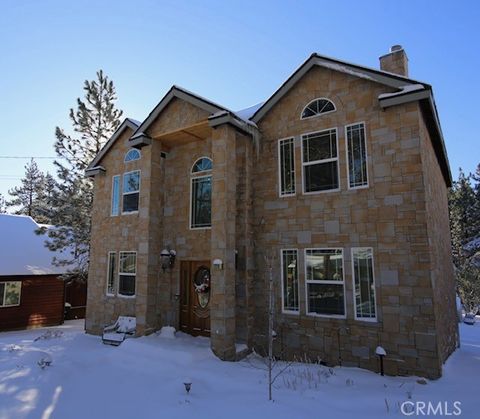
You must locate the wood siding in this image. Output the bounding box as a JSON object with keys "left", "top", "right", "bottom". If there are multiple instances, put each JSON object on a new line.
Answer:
{"left": 0, "top": 275, "right": 65, "bottom": 331}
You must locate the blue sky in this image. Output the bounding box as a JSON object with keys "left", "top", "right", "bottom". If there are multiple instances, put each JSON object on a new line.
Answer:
{"left": 0, "top": 0, "right": 479, "bottom": 198}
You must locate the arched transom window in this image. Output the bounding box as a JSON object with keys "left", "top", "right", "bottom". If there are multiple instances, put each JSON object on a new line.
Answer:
{"left": 190, "top": 157, "right": 212, "bottom": 229}
{"left": 301, "top": 98, "right": 336, "bottom": 119}
{"left": 124, "top": 149, "right": 141, "bottom": 162}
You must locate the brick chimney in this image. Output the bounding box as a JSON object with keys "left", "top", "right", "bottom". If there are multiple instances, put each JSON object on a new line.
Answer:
{"left": 379, "top": 45, "right": 409, "bottom": 77}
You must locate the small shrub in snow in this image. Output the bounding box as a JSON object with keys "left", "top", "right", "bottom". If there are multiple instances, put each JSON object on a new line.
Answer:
{"left": 37, "top": 354, "right": 53, "bottom": 369}
{"left": 6, "top": 344, "right": 22, "bottom": 353}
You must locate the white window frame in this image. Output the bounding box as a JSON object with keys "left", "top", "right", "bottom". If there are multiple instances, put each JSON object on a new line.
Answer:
{"left": 124, "top": 148, "right": 141, "bottom": 163}
{"left": 122, "top": 170, "right": 141, "bottom": 215}
{"left": 280, "top": 248, "right": 300, "bottom": 314}
{"left": 111, "top": 175, "right": 121, "bottom": 216}
{"left": 345, "top": 122, "right": 369, "bottom": 190}
{"left": 190, "top": 157, "right": 212, "bottom": 230}
{"left": 301, "top": 128, "right": 340, "bottom": 195}
{"left": 351, "top": 247, "right": 377, "bottom": 322}
{"left": 300, "top": 97, "right": 336, "bottom": 120}
{"left": 106, "top": 251, "right": 117, "bottom": 296}
{"left": 118, "top": 251, "right": 137, "bottom": 298}
{"left": 278, "top": 137, "right": 296, "bottom": 197}
{"left": 0, "top": 281, "right": 22, "bottom": 307}
{"left": 304, "top": 248, "right": 346, "bottom": 319}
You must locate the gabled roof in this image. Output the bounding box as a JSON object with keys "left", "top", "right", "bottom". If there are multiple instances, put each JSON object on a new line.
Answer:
{"left": 130, "top": 85, "right": 232, "bottom": 141}
{"left": 0, "top": 214, "right": 74, "bottom": 276}
{"left": 250, "top": 53, "right": 430, "bottom": 123}
{"left": 86, "top": 118, "right": 139, "bottom": 172}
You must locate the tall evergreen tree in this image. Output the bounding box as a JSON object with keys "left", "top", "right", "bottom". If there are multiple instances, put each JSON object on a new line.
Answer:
{"left": 44, "top": 70, "right": 123, "bottom": 279}
{"left": 6, "top": 159, "right": 51, "bottom": 223}
{"left": 0, "top": 193, "right": 6, "bottom": 213}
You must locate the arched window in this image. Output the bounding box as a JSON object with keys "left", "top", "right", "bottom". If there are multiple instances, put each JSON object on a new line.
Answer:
{"left": 191, "top": 157, "right": 212, "bottom": 173}
{"left": 190, "top": 157, "right": 212, "bottom": 229}
{"left": 124, "top": 149, "right": 141, "bottom": 162}
{"left": 301, "top": 98, "right": 336, "bottom": 119}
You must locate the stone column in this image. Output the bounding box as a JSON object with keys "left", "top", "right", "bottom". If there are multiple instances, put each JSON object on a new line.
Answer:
{"left": 210, "top": 124, "right": 237, "bottom": 360}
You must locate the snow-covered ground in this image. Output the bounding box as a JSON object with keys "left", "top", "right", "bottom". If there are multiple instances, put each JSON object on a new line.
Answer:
{"left": 0, "top": 320, "right": 478, "bottom": 419}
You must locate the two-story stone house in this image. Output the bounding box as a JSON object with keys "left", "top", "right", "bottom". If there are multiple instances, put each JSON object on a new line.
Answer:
{"left": 85, "top": 46, "right": 458, "bottom": 378}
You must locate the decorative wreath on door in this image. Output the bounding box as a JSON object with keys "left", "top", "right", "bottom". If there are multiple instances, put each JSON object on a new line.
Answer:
{"left": 193, "top": 268, "right": 210, "bottom": 294}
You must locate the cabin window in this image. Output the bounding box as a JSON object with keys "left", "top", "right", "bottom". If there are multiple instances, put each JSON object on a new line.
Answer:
{"left": 119, "top": 252, "right": 136, "bottom": 297}
{"left": 278, "top": 138, "right": 295, "bottom": 196}
{"left": 281, "top": 249, "right": 299, "bottom": 313}
{"left": 111, "top": 175, "right": 120, "bottom": 216}
{"left": 302, "top": 129, "right": 339, "bottom": 193}
{"left": 107, "top": 252, "right": 117, "bottom": 295}
{"left": 122, "top": 170, "right": 140, "bottom": 213}
{"left": 190, "top": 157, "right": 212, "bottom": 229}
{"left": 305, "top": 248, "right": 345, "bottom": 317}
{"left": 352, "top": 248, "right": 376, "bottom": 320}
{"left": 124, "top": 149, "right": 141, "bottom": 162}
{"left": 0, "top": 281, "right": 21, "bottom": 307}
{"left": 301, "top": 98, "right": 336, "bottom": 119}
{"left": 346, "top": 123, "right": 368, "bottom": 188}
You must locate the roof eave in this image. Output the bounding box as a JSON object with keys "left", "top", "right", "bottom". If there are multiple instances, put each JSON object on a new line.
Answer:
{"left": 85, "top": 166, "right": 106, "bottom": 177}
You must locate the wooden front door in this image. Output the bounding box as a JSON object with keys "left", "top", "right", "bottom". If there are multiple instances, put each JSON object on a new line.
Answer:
{"left": 180, "top": 261, "right": 211, "bottom": 336}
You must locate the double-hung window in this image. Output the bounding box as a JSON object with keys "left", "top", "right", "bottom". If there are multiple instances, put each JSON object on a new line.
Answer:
{"left": 106, "top": 252, "right": 117, "bottom": 295}
{"left": 122, "top": 170, "right": 140, "bottom": 213}
{"left": 302, "top": 129, "right": 339, "bottom": 193}
{"left": 119, "top": 252, "right": 136, "bottom": 297}
{"left": 352, "top": 248, "right": 376, "bottom": 320}
{"left": 278, "top": 138, "right": 295, "bottom": 196}
{"left": 281, "top": 249, "right": 299, "bottom": 313}
{"left": 0, "top": 281, "right": 21, "bottom": 307}
{"left": 305, "top": 249, "right": 345, "bottom": 317}
{"left": 346, "top": 123, "right": 368, "bottom": 188}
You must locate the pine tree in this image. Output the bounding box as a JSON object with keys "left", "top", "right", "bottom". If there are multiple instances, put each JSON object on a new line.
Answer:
{"left": 44, "top": 70, "right": 123, "bottom": 279}
{"left": 6, "top": 159, "right": 51, "bottom": 223}
{"left": 0, "top": 193, "right": 6, "bottom": 213}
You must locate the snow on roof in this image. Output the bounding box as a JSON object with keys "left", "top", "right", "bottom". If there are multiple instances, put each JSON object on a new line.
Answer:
{"left": 235, "top": 102, "right": 264, "bottom": 120}
{"left": 126, "top": 118, "right": 141, "bottom": 126}
{"left": 378, "top": 84, "right": 425, "bottom": 99}
{"left": 0, "top": 214, "right": 73, "bottom": 276}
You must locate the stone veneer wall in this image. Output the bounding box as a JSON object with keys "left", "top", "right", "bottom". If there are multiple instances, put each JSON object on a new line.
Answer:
{"left": 250, "top": 65, "right": 449, "bottom": 378}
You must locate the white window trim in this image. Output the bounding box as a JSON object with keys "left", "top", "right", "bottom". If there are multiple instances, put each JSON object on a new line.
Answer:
{"left": 300, "top": 97, "right": 336, "bottom": 120}
{"left": 122, "top": 170, "right": 141, "bottom": 215}
{"left": 278, "top": 137, "right": 296, "bottom": 197}
{"left": 118, "top": 251, "right": 137, "bottom": 298}
{"left": 106, "top": 251, "right": 117, "bottom": 297}
{"left": 304, "top": 248, "right": 346, "bottom": 319}
{"left": 111, "top": 175, "right": 121, "bottom": 217}
{"left": 189, "top": 173, "right": 212, "bottom": 230}
{"left": 0, "top": 281, "right": 22, "bottom": 308}
{"left": 191, "top": 156, "right": 213, "bottom": 174}
{"left": 345, "top": 121, "right": 369, "bottom": 190}
{"left": 124, "top": 149, "right": 141, "bottom": 163}
{"left": 280, "top": 248, "right": 300, "bottom": 315}
{"left": 351, "top": 247, "right": 377, "bottom": 322}
{"left": 301, "top": 128, "right": 341, "bottom": 195}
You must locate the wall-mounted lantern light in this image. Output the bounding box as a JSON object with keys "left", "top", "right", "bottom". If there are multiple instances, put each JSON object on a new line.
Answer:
{"left": 161, "top": 249, "right": 176, "bottom": 272}
{"left": 212, "top": 258, "right": 223, "bottom": 270}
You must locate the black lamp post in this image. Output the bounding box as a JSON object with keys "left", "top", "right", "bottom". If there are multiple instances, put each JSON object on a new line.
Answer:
{"left": 376, "top": 346, "right": 387, "bottom": 376}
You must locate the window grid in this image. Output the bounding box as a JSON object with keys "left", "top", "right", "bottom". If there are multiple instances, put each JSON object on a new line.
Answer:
{"left": 122, "top": 170, "right": 140, "bottom": 214}
{"left": 301, "top": 129, "right": 340, "bottom": 194}
{"left": 124, "top": 149, "right": 141, "bottom": 162}
{"left": 278, "top": 138, "right": 295, "bottom": 196}
{"left": 106, "top": 252, "right": 117, "bottom": 295}
{"left": 301, "top": 98, "right": 336, "bottom": 119}
{"left": 346, "top": 123, "right": 368, "bottom": 188}
{"left": 352, "top": 248, "right": 377, "bottom": 321}
{"left": 118, "top": 251, "right": 137, "bottom": 297}
{"left": 281, "top": 249, "right": 299, "bottom": 313}
{"left": 0, "top": 281, "right": 21, "bottom": 307}
{"left": 304, "top": 248, "right": 346, "bottom": 318}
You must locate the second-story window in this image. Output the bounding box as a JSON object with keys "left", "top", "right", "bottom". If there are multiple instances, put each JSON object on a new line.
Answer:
{"left": 111, "top": 175, "right": 120, "bottom": 216}
{"left": 278, "top": 138, "right": 295, "bottom": 196}
{"left": 302, "top": 128, "right": 339, "bottom": 193}
{"left": 122, "top": 170, "right": 140, "bottom": 213}
{"left": 346, "top": 123, "right": 368, "bottom": 188}
{"left": 190, "top": 157, "right": 212, "bottom": 229}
